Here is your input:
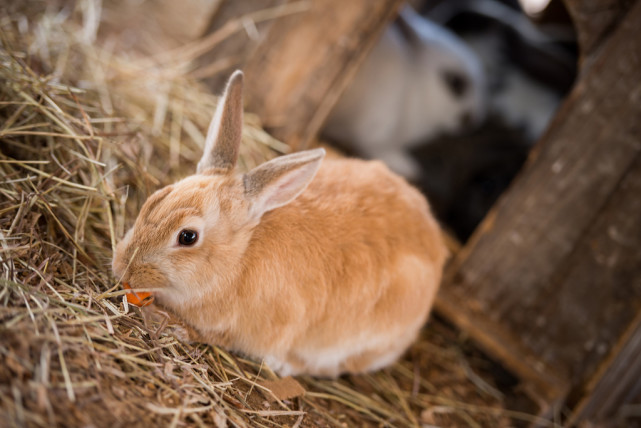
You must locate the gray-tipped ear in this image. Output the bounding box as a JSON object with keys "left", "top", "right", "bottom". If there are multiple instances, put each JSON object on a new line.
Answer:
{"left": 396, "top": 5, "right": 423, "bottom": 47}
{"left": 244, "top": 148, "right": 326, "bottom": 221}
{"left": 197, "top": 70, "right": 244, "bottom": 174}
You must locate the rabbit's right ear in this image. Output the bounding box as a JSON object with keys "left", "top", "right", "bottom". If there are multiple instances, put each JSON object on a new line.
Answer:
{"left": 244, "top": 148, "right": 325, "bottom": 221}
{"left": 197, "top": 70, "right": 244, "bottom": 174}
{"left": 396, "top": 5, "right": 423, "bottom": 47}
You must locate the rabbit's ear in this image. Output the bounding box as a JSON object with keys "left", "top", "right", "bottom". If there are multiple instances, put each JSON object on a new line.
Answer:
{"left": 396, "top": 5, "right": 423, "bottom": 47}
{"left": 244, "top": 148, "right": 325, "bottom": 221}
{"left": 197, "top": 70, "right": 244, "bottom": 174}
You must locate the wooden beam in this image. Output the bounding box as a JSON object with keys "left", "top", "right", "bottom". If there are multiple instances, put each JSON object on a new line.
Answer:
{"left": 570, "top": 309, "right": 641, "bottom": 424}
{"left": 436, "top": 0, "right": 641, "bottom": 411}
{"left": 539, "top": 148, "right": 641, "bottom": 400}
{"left": 563, "top": 0, "right": 635, "bottom": 57}
{"left": 242, "top": 0, "right": 404, "bottom": 150}
{"left": 197, "top": 0, "right": 289, "bottom": 90}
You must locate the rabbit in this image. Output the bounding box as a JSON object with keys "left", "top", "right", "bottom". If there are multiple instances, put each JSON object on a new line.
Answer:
{"left": 424, "top": 0, "right": 576, "bottom": 143}
{"left": 112, "top": 70, "right": 448, "bottom": 377}
{"left": 322, "top": 5, "right": 486, "bottom": 180}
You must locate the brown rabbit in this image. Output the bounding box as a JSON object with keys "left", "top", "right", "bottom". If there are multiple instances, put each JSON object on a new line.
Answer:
{"left": 112, "top": 70, "right": 448, "bottom": 377}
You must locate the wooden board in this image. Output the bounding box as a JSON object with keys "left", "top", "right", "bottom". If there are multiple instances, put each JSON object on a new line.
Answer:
{"left": 436, "top": 0, "right": 641, "bottom": 410}
{"left": 570, "top": 310, "right": 641, "bottom": 424}
{"left": 199, "top": 0, "right": 403, "bottom": 150}
{"left": 238, "top": 0, "right": 404, "bottom": 150}
{"left": 541, "top": 148, "right": 641, "bottom": 393}
{"left": 552, "top": 147, "right": 641, "bottom": 423}
{"left": 100, "top": 0, "right": 221, "bottom": 53}
{"left": 564, "top": 0, "right": 635, "bottom": 57}
{"left": 196, "top": 0, "right": 289, "bottom": 87}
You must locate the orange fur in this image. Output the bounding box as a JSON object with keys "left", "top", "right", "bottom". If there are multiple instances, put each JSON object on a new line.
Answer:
{"left": 112, "top": 71, "right": 448, "bottom": 377}
{"left": 113, "top": 159, "right": 447, "bottom": 376}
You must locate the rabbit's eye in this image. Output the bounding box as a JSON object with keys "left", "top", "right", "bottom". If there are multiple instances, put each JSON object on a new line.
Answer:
{"left": 178, "top": 229, "right": 198, "bottom": 246}
{"left": 441, "top": 69, "right": 468, "bottom": 98}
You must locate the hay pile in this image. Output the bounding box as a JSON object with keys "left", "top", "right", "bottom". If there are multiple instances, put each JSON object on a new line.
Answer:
{"left": 0, "top": 1, "right": 551, "bottom": 427}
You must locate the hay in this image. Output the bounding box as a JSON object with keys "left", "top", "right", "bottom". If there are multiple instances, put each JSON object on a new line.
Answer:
{"left": 0, "top": 1, "right": 555, "bottom": 427}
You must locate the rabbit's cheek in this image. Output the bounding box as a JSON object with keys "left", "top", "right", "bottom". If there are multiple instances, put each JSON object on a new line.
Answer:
{"left": 126, "top": 261, "right": 169, "bottom": 291}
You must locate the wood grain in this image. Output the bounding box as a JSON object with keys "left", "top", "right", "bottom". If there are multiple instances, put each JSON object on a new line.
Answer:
{"left": 197, "top": 0, "right": 288, "bottom": 89}
{"left": 570, "top": 310, "right": 641, "bottom": 423}
{"left": 242, "top": 0, "right": 404, "bottom": 150}
{"left": 563, "top": 0, "right": 635, "bottom": 57}
{"left": 437, "top": 0, "right": 641, "bottom": 407}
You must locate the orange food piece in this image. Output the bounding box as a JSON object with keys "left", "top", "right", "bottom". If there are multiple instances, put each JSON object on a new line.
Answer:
{"left": 123, "top": 282, "right": 154, "bottom": 307}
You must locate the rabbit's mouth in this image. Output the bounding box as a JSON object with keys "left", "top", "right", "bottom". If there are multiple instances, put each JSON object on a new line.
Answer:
{"left": 123, "top": 282, "right": 154, "bottom": 307}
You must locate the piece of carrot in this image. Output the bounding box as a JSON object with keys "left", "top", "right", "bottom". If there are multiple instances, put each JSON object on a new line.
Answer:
{"left": 123, "top": 282, "right": 154, "bottom": 307}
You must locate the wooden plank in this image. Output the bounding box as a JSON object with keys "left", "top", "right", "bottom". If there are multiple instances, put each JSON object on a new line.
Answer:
{"left": 548, "top": 148, "right": 641, "bottom": 424}
{"left": 152, "top": 0, "right": 222, "bottom": 46}
{"left": 242, "top": 0, "right": 404, "bottom": 150}
{"left": 196, "top": 0, "right": 289, "bottom": 88}
{"left": 436, "top": 0, "right": 641, "bottom": 407}
{"left": 538, "top": 150, "right": 641, "bottom": 397}
{"left": 563, "top": 0, "right": 635, "bottom": 57}
{"left": 100, "top": 0, "right": 221, "bottom": 53}
{"left": 435, "top": 297, "right": 569, "bottom": 403}
{"left": 570, "top": 310, "right": 641, "bottom": 424}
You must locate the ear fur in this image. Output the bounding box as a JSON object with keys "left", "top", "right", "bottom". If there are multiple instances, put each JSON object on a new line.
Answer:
{"left": 396, "top": 5, "right": 423, "bottom": 47}
{"left": 244, "top": 148, "right": 326, "bottom": 221}
{"left": 197, "top": 70, "right": 244, "bottom": 174}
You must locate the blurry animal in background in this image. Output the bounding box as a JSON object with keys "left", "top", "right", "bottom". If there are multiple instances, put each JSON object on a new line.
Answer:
{"left": 324, "top": 0, "right": 577, "bottom": 240}
{"left": 424, "top": 0, "right": 577, "bottom": 142}
{"left": 413, "top": 121, "right": 530, "bottom": 240}
{"left": 113, "top": 71, "right": 448, "bottom": 377}
{"left": 322, "top": 5, "right": 486, "bottom": 180}
{"left": 414, "top": 0, "right": 577, "bottom": 240}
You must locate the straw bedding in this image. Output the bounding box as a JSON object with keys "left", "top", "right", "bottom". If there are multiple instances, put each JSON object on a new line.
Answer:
{"left": 0, "top": 1, "right": 550, "bottom": 427}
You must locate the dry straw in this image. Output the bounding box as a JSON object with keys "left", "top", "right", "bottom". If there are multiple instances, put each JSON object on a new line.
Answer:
{"left": 0, "top": 1, "right": 557, "bottom": 426}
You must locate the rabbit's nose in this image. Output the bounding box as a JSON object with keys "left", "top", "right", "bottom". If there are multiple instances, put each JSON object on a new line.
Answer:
{"left": 460, "top": 108, "right": 486, "bottom": 130}
{"left": 460, "top": 111, "right": 474, "bottom": 128}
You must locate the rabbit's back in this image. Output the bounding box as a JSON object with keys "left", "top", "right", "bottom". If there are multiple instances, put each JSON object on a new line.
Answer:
{"left": 289, "top": 157, "right": 445, "bottom": 260}
{"left": 115, "top": 70, "right": 447, "bottom": 377}
{"left": 234, "top": 158, "right": 447, "bottom": 375}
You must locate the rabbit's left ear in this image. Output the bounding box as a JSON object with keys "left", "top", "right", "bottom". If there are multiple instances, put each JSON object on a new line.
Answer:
{"left": 197, "top": 70, "right": 244, "bottom": 174}
{"left": 243, "top": 148, "right": 325, "bottom": 221}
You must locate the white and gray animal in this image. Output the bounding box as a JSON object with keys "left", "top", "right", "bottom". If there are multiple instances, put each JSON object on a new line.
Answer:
{"left": 425, "top": 0, "right": 576, "bottom": 142}
{"left": 323, "top": 5, "right": 487, "bottom": 180}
